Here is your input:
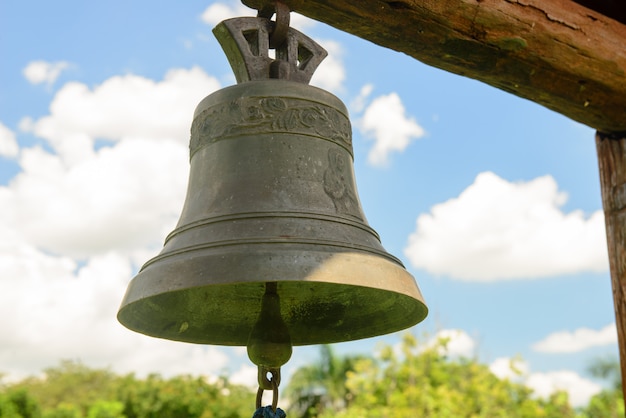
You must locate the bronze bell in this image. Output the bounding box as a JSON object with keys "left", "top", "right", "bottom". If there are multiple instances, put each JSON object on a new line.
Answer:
{"left": 117, "top": 12, "right": 427, "bottom": 353}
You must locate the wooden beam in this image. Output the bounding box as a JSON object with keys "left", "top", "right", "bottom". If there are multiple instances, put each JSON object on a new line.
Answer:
{"left": 596, "top": 132, "right": 626, "bottom": 404}
{"left": 249, "top": 0, "right": 626, "bottom": 132}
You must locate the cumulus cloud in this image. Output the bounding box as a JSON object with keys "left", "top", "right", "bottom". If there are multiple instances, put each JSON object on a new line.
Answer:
{"left": 532, "top": 323, "right": 618, "bottom": 353}
{"left": 405, "top": 172, "right": 608, "bottom": 281}
{"left": 358, "top": 92, "right": 425, "bottom": 166}
{"left": 309, "top": 39, "right": 345, "bottom": 93}
{"left": 425, "top": 333, "right": 601, "bottom": 407}
{"left": 201, "top": 1, "right": 253, "bottom": 25}
{"left": 489, "top": 356, "right": 529, "bottom": 381}
{"left": 229, "top": 364, "right": 257, "bottom": 388}
{"left": 350, "top": 84, "right": 374, "bottom": 113}
{"left": 0, "top": 242, "right": 230, "bottom": 381}
{"left": 489, "top": 357, "right": 601, "bottom": 407}
{"left": 2, "top": 68, "right": 221, "bottom": 259}
{"left": 4, "top": 139, "right": 187, "bottom": 259}
{"left": 0, "top": 121, "right": 19, "bottom": 158}
{"left": 23, "top": 60, "right": 70, "bottom": 85}
{"left": 526, "top": 370, "right": 601, "bottom": 408}
{"left": 425, "top": 329, "right": 476, "bottom": 358}
{"left": 0, "top": 66, "right": 235, "bottom": 381}
{"left": 25, "top": 66, "right": 219, "bottom": 165}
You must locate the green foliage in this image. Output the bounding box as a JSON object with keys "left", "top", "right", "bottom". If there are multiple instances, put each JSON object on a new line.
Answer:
{"left": 87, "top": 401, "right": 124, "bottom": 418}
{"left": 116, "top": 373, "right": 248, "bottom": 418}
{"left": 0, "top": 389, "right": 41, "bottom": 418}
{"left": 285, "top": 345, "right": 366, "bottom": 417}
{"left": 286, "top": 334, "right": 581, "bottom": 418}
{"left": 580, "top": 389, "right": 624, "bottom": 418}
{"left": 16, "top": 360, "right": 118, "bottom": 414}
{"left": 0, "top": 392, "right": 20, "bottom": 418}
{"left": 43, "top": 403, "right": 82, "bottom": 418}
{"left": 340, "top": 334, "right": 569, "bottom": 418}
{"left": 586, "top": 356, "right": 622, "bottom": 391}
{"left": 1, "top": 361, "right": 253, "bottom": 418}
{"left": 578, "top": 356, "right": 624, "bottom": 418}
{"left": 1, "top": 351, "right": 624, "bottom": 418}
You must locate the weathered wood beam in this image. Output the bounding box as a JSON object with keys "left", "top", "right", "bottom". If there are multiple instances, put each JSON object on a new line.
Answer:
{"left": 596, "top": 132, "right": 626, "bottom": 404}
{"left": 254, "top": 0, "right": 626, "bottom": 132}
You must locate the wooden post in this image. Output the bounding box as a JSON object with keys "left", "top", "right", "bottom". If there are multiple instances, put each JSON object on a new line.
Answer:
{"left": 595, "top": 131, "right": 626, "bottom": 401}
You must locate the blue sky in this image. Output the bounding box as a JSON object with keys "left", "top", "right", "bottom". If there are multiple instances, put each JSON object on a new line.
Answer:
{"left": 0, "top": 0, "right": 618, "bottom": 408}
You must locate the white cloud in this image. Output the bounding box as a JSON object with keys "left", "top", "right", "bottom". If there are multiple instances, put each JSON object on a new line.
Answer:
{"left": 228, "top": 363, "right": 276, "bottom": 405}
{"left": 27, "top": 67, "right": 219, "bottom": 165}
{"left": 359, "top": 92, "right": 425, "bottom": 166}
{"left": 350, "top": 84, "right": 374, "bottom": 113}
{"left": 200, "top": 1, "right": 316, "bottom": 30}
{"left": 3, "top": 139, "right": 187, "bottom": 259}
{"left": 532, "top": 323, "right": 618, "bottom": 353}
{"left": 310, "top": 39, "right": 345, "bottom": 93}
{"left": 426, "top": 329, "right": 476, "bottom": 358}
{"left": 0, "top": 65, "right": 244, "bottom": 382}
{"left": 201, "top": 1, "right": 253, "bottom": 25}
{"left": 428, "top": 331, "right": 601, "bottom": 407}
{"left": 18, "top": 116, "right": 34, "bottom": 133}
{"left": 489, "top": 357, "right": 601, "bottom": 407}
{"left": 526, "top": 370, "right": 601, "bottom": 408}
{"left": 229, "top": 364, "right": 257, "bottom": 388}
{"left": 2, "top": 67, "right": 218, "bottom": 260}
{"left": 0, "top": 121, "right": 19, "bottom": 158}
{"left": 23, "top": 60, "right": 70, "bottom": 85}
{"left": 405, "top": 172, "right": 608, "bottom": 281}
{"left": 0, "top": 243, "right": 230, "bottom": 381}
{"left": 489, "top": 356, "right": 529, "bottom": 381}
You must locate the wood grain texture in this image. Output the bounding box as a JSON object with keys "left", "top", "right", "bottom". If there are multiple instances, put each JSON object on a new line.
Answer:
{"left": 596, "top": 132, "right": 626, "bottom": 404}
{"left": 263, "top": 0, "right": 626, "bottom": 132}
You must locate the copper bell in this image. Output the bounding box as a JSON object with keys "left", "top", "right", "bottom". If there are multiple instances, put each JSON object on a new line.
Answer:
{"left": 117, "top": 11, "right": 427, "bottom": 354}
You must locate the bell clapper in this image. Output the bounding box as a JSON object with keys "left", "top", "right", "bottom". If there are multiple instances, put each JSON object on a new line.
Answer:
{"left": 248, "top": 282, "right": 292, "bottom": 414}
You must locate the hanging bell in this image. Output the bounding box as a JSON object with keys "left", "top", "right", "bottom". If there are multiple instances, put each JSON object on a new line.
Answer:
{"left": 117, "top": 10, "right": 427, "bottom": 349}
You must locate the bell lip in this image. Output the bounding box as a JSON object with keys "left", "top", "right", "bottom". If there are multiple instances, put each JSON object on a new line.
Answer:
{"left": 193, "top": 79, "right": 349, "bottom": 120}
{"left": 117, "top": 248, "right": 428, "bottom": 346}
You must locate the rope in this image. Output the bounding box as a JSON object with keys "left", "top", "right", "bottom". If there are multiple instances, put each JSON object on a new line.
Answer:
{"left": 252, "top": 405, "right": 287, "bottom": 418}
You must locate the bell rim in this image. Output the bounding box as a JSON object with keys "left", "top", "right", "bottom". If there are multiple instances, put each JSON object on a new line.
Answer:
{"left": 118, "top": 248, "right": 427, "bottom": 346}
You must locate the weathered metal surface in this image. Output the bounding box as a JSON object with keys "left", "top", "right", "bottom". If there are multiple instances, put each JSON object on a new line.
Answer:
{"left": 117, "top": 79, "right": 428, "bottom": 346}
{"left": 213, "top": 16, "right": 327, "bottom": 84}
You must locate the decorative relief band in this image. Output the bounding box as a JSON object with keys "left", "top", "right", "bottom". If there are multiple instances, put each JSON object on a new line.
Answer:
{"left": 190, "top": 96, "right": 352, "bottom": 157}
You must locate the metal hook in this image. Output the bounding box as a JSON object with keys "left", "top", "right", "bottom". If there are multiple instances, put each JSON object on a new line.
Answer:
{"left": 251, "top": 1, "right": 289, "bottom": 48}
{"left": 268, "top": 2, "right": 290, "bottom": 48}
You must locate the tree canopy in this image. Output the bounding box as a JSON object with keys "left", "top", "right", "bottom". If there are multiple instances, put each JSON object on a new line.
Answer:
{"left": 0, "top": 361, "right": 253, "bottom": 418}
{"left": 285, "top": 335, "right": 624, "bottom": 418}
{"left": 0, "top": 337, "right": 623, "bottom": 417}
